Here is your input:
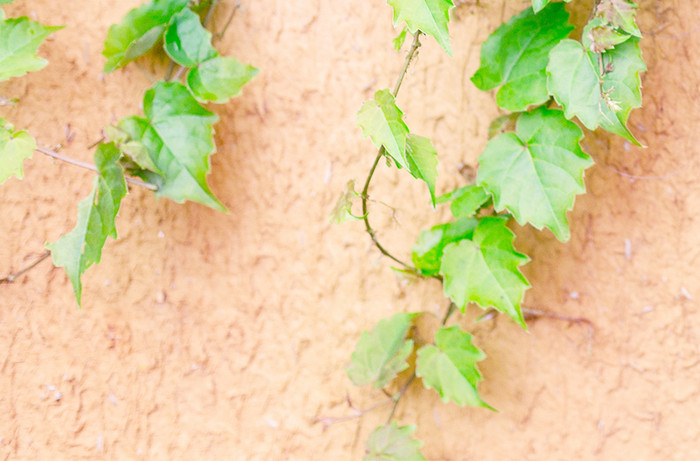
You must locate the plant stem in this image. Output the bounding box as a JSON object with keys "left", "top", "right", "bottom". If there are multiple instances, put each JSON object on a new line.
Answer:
{"left": 36, "top": 146, "right": 158, "bottom": 191}
{"left": 386, "top": 373, "right": 416, "bottom": 423}
{"left": 441, "top": 302, "right": 457, "bottom": 325}
{"left": 360, "top": 32, "right": 422, "bottom": 270}
{"left": 215, "top": 1, "right": 241, "bottom": 41}
{"left": 0, "top": 251, "right": 51, "bottom": 285}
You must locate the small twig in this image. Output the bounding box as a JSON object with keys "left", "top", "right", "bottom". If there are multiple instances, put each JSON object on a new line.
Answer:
{"left": 134, "top": 61, "right": 157, "bottom": 83}
{"left": 360, "top": 32, "right": 423, "bottom": 271}
{"left": 215, "top": 1, "right": 241, "bottom": 41}
{"left": 87, "top": 136, "right": 105, "bottom": 150}
{"left": 386, "top": 373, "right": 416, "bottom": 423}
{"left": 314, "top": 396, "right": 393, "bottom": 430}
{"left": 0, "top": 251, "right": 51, "bottom": 285}
{"left": 36, "top": 146, "right": 158, "bottom": 191}
{"left": 441, "top": 302, "right": 457, "bottom": 326}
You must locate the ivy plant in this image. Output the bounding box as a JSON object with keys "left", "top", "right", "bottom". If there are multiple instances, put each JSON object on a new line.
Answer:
{"left": 330, "top": 0, "right": 645, "bottom": 458}
{"left": 0, "top": 0, "right": 257, "bottom": 305}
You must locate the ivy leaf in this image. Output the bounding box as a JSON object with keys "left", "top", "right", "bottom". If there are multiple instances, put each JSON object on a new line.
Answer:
{"left": 121, "top": 82, "right": 224, "bottom": 210}
{"left": 364, "top": 423, "right": 426, "bottom": 461}
{"left": 440, "top": 217, "right": 530, "bottom": 327}
{"left": 163, "top": 7, "right": 217, "bottom": 67}
{"left": 330, "top": 180, "right": 360, "bottom": 224}
{"left": 357, "top": 89, "right": 409, "bottom": 169}
{"left": 0, "top": 118, "right": 35, "bottom": 184}
{"left": 416, "top": 326, "right": 491, "bottom": 408}
{"left": 393, "top": 27, "right": 408, "bottom": 51}
{"left": 104, "top": 122, "right": 162, "bottom": 175}
{"left": 405, "top": 134, "right": 438, "bottom": 206}
{"left": 187, "top": 56, "right": 259, "bottom": 104}
{"left": 471, "top": 3, "right": 573, "bottom": 111}
{"left": 102, "top": 0, "right": 190, "bottom": 73}
{"left": 437, "top": 184, "right": 490, "bottom": 218}
{"left": 547, "top": 37, "right": 646, "bottom": 144}
{"left": 386, "top": 0, "right": 454, "bottom": 56}
{"left": 595, "top": 0, "right": 640, "bottom": 37}
{"left": 347, "top": 312, "right": 417, "bottom": 389}
{"left": 476, "top": 107, "right": 592, "bottom": 241}
{"left": 582, "top": 18, "right": 631, "bottom": 53}
{"left": 0, "top": 17, "right": 62, "bottom": 82}
{"left": 412, "top": 217, "right": 478, "bottom": 276}
{"left": 47, "top": 143, "right": 128, "bottom": 306}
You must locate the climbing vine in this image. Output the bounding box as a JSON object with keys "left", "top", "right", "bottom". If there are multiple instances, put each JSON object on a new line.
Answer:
{"left": 330, "top": 0, "right": 645, "bottom": 458}
{"left": 0, "top": 0, "right": 257, "bottom": 305}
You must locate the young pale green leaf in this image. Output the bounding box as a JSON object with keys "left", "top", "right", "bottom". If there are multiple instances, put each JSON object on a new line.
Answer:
{"left": 416, "top": 326, "right": 491, "bottom": 408}
{"left": 0, "top": 17, "right": 61, "bottom": 82}
{"left": 357, "top": 89, "right": 409, "bottom": 169}
{"left": 582, "top": 18, "right": 631, "bottom": 53}
{"left": 477, "top": 107, "right": 592, "bottom": 241}
{"left": 387, "top": 0, "right": 454, "bottom": 55}
{"left": 0, "top": 1, "right": 13, "bottom": 4}
{"left": 330, "top": 180, "right": 360, "bottom": 224}
{"left": 121, "top": 82, "right": 224, "bottom": 211}
{"left": 364, "top": 423, "right": 426, "bottom": 461}
{"left": 437, "top": 184, "right": 490, "bottom": 218}
{"left": 347, "top": 312, "right": 417, "bottom": 389}
{"left": 412, "top": 217, "right": 478, "bottom": 276}
{"left": 405, "top": 134, "right": 438, "bottom": 206}
{"left": 595, "top": 0, "right": 640, "bottom": 37}
{"left": 547, "top": 37, "right": 646, "bottom": 144}
{"left": 487, "top": 113, "right": 519, "bottom": 139}
{"left": 0, "top": 118, "right": 35, "bottom": 184}
{"left": 393, "top": 27, "right": 408, "bottom": 51}
{"left": 471, "top": 3, "right": 573, "bottom": 111}
{"left": 104, "top": 121, "right": 162, "bottom": 175}
{"left": 440, "top": 217, "right": 530, "bottom": 327}
{"left": 102, "top": 0, "right": 189, "bottom": 73}
{"left": 47, "top": 143, "right": 128, "bottom": 306}
{"left": 164, "top": 7, "right": 217, "bottom": 67}
{"left": 187, "top": 56, "right": 259, "bottom": 104}
{"left": 531, "top": 0, "right": 571, "bottom": 13}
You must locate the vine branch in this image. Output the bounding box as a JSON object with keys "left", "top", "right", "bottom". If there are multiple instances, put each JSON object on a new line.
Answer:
{"left": 360, "top": 32, "right": 423, "bottom": 270}
{"left": 0, "top": 251, "right": 51, "bottom": 285}
{"left": 36, "top": 146, "right": 158, "bottom": 191}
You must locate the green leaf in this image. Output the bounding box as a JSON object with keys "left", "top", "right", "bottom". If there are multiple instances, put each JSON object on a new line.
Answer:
{"left": 330, "top": 180, "right": 360, "bottom": 224}
{"left": 471, "top": 3, "right": 573, "bottom": 111}
{"left": 0, "top": 118, "right": 35, "bottom": 184}
{"left": 437, "top": 184, "right": 490, "bottom": 218}
{"left": 531, "top": 0, "right": 571, "bottom": 13}
{"left": 187, "top": 56, "right": 259, "bottom": 104}
{"left": 440, "top": 217, "right": 530, "bottom": 327}
{"left": 387, "top": 0, "right": 454, "bottom": 56}
{"left": 487, "top": 113, "right": 519, "bottom": 139}
{"left": 0, "top": 17, "right": 61, "bottom": 82}
{"left": 412, "top": 216, "right": 478, "bottom": 276}
{"left": 547, "top": 37, "right": 646, "bottom": 144}
{"left": 104, "top": 121, "right": 162, "bottom": 175}
{"left": 121, "top": 82, "right": 225, "bottom": 210}
{"left": 476, "top": 107, "right": 592, "bottom": 241}
{"left": 582, "top": 17, "right": 631, "bottom": 53}
{"left": 102, "top": 0, "right": 190, "bottom": 73}
{"left": 47, "top": 143, "right": 128, "bottom": 306}
{"left": 595, "top": 0, "right": 640, "bottom": 37}
{"left": 393, "top": 27, "right": 408, "bottom": 51}
{"left": 0, "top": 1, "right": 14, "bottom": 5}
{"left": 357, "top": 89, "right": 409, "bottom": 169}
{"left": 405, "top": 134, "right": 438, "bottom": 206}
{"left": 163, "top": 7, "right": 217, "bottom": 67}
{"left": 416, "top": 326, "right": 491, "bottom": 408}
{"left": 347, "top": 312, "right": 417, "bottom": 389}
{"left": 364, "top": 423, "right": 426, "bottom": 461}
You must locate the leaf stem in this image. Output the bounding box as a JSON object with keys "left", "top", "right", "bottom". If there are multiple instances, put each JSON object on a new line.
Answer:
{"left": 360, "top": 32, "right": 422, "bottom": 270}
{"left": 215, "top": 1, "right": 241, "bottom": 41}
{"left": 441, "top": 302, "right": 457, "bottom": 325}
{"left": 36, "top": 146, "right": 158, "bottom": 191}
{"left": 386, "top": 373, "right": 416, "bottom": 423}
{"left": 0, "top": 251, "right": 51, "bottom": 285}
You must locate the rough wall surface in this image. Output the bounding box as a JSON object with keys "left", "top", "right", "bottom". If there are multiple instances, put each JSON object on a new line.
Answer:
{"left": 0, "top": 0, "right": 698, "bottom": 459}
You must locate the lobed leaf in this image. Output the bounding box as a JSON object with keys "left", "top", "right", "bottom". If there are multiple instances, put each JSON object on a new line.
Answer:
{"left": 364, "top": 423, "right": 426, "bottom": 461}
{"left": 102, "top": 0, "right": 190, "bottom": 73}
{"left": 547, "top": 37, "right": 646, "bottom": 144}
{"left": 0, "top": 118, "right": 35, "bottom": 184}
{"left": 164, "top": 7, "right": 217, "bottom": 67}
{"left": 330, "top": 179, "right": 360, "bottom": 224}
{"left": 416, "top": 326, "right": 491, "bottom": 408}
{"left": 595, "top": 0, "right": 640, "bottom": 37}
{"left": 347, "top": 312, "right": 417, "bottom": 389}
{"left": 387, "top": 0, "right": 454, "bottom": 55}
{"left": 357, "top": 89, "right": 410, "bottom": 169}
{"left": 477, "top": 107, "right": 592, "bottom": 241}
{"left": 412, "top": 216, "right": 478, "bottom": 276}
{"left": 47, "top": 143, "right": 128, "bottom": 306}
{"left": 187, "top": 56, "right": 259, "bottom": 104}
{"left": 405, "top": 134, "right": 438, "bottom": 206}
{"left": 437, "top": 184, "right": 490, "bottom": 218}
{"left": 0, "top": 17, "right": 61, "bottom": 82}
{"left": 439, "top": 217, "right": 530, "bottom": 327}
{"left": 471, "top": 3, "right": 573, "bottom": 111}
{"left": 121, "top": 82, "right": 225, "bottom": 211}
